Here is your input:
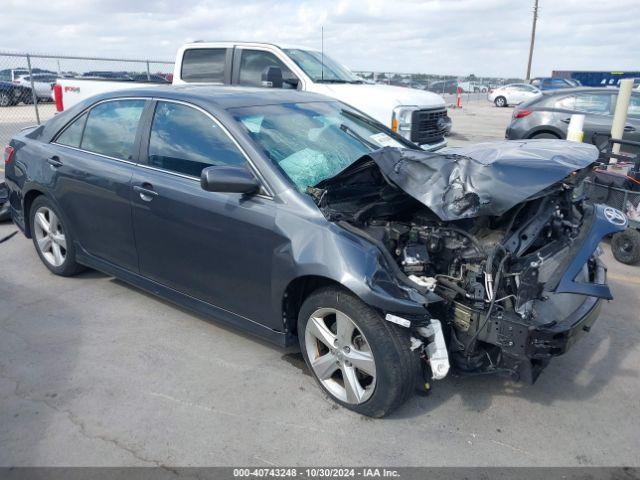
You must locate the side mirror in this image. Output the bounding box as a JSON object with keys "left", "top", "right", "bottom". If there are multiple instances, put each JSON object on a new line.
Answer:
{"left": 261, "top": 66, "right": 283, "bottom": 88}
{"left": 201, "top": 165, "right": 261, "bottom": 194}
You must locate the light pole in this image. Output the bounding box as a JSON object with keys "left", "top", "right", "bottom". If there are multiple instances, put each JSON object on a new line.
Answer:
{"left": 526, "top": 0, "right": 539, "bottom": 80}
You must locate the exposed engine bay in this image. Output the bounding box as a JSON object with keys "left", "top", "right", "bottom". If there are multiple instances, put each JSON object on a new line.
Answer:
{"left": 311, "top": 141, "right": 627, "bottom": 383}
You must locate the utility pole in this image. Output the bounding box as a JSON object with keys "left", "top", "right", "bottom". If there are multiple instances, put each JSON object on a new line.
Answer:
{"left": 526, "top": 0, "right": 539, "bottom": 80}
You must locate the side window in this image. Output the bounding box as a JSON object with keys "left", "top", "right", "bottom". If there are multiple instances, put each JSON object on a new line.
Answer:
{"left": 55, "top": 112, "right": 88, "bottom": 148}
{"left": 555, "top": 95, "right": 576, "bottom": 110}
{"left": 574, "top": 94, "right": 612, "bottom": 114}
{"left": 238, "top": 50, "right": 297, "bottom": 88}
{"left": 628, "top": 96, "right": 640, "bottom": 118}
{"left": 181, "top": 48, "right": 227, "bottom": 83}
{"left": 148, "top": 101, "right": 247, "bottom": 177}
{"left": 550, "top": 78, "right": 569, "bottom": 88}
{"left": 81, "top": 100, "right": 145, "bottom": 160}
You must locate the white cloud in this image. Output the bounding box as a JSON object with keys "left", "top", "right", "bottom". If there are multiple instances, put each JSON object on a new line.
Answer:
{"left": 0, "top": 0, "right": 638, "bottom": 78}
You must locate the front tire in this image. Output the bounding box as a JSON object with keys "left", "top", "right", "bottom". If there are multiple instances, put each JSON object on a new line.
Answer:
{"left": 298, "top": 286, "right": 420, "bottom": 417}
{"left": 29, "top": 196, "right": 84, "bottom": 276}
{"left": 612, "top": 229, "right": 640, "bottom": 265}
{"left": 494, "top": 96, "right": 507, "bottom": 107}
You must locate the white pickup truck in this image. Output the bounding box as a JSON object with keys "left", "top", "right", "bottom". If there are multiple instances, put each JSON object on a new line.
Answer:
{"left": 55, "top": 42, "right": 451, "bottom": 150}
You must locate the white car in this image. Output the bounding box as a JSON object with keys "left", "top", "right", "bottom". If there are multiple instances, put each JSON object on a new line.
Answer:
{"left": 488, "top": 83, "right": 540, "bottom": 107}
{"left": 16, "top": 73, "right": 57, "bottom": 102}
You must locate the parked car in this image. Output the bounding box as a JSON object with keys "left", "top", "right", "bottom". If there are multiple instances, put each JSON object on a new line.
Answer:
{"left": 0, "top": 80, "right": 33, "bottom": 107}
{"left": 426, "top": 80, "right": 458, "bottom": 94}
{"left": 488, "top": 83, "right": 540, "bottom": 107}
{"left": 4, "top": 86, "right": 625, "bottom": 416}
{"left": 458, "top": 81, "right": 488, "bottom": 93}
{"left": 0, "top": 68, "right": 55, "bottom": 83}
{"left": 505, "top": 88, "right": 640, "bottom": 152}
{"left": 54, "top": 42, "right": 451, "bottom": 151}
{"left": 529, "top": 77, "right": 576, "bottom": 90}
{"left": 15, "top": 73, "right": 58, "bottom": 102}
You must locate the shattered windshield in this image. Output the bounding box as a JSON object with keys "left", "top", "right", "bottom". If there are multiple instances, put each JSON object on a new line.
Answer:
{"left": 230, "top": 101, "right": 416, "bottom": 191}
{"left": 283, "top": 49, "right": 362, "bottom": 84}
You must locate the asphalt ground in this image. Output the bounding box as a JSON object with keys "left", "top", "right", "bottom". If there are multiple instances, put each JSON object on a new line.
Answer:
{"left": 0, "top": 98, "right": 639, "bottom": 467}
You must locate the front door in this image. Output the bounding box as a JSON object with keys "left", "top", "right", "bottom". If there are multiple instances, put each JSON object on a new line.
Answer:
{"left": 131, "top": 100, "right": 283, "bottom": 329}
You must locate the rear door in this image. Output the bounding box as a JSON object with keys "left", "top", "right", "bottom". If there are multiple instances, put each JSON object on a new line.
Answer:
{"left": 552, "top": 92, "right": 616, "bottom": 146}
{"left": 49, "top": 98, "right": 147, "bottom": 271}
{"left": 130, "top": 99, "right": 283, "bottom": 328}
{"left": 509, "top": 85, "right": 530, "bottom": 104}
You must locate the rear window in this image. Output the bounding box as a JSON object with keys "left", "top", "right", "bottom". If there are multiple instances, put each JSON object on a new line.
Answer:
{"left": 181, "top": 48, "right": 227, "bottom": 83}
{"left": 56, "top": 112, "right": 88, "bottom": 148}
{"left": 555, "top": 94, "right": 612, "bottom": 114}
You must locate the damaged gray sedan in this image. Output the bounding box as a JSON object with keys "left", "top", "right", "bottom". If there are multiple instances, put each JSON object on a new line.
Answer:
{"left": 5, "top": 87, "right": 627, "bottom": 417}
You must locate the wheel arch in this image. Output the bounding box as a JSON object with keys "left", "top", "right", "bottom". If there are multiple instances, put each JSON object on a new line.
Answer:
{"left": 526, "top": 127, "right": 564, "bottom": 139}
{"left": 22, "top": 188, "right": 46, "bottom": 238}
{"left": 282, "top": 275, "right": 349, "bottom": 336}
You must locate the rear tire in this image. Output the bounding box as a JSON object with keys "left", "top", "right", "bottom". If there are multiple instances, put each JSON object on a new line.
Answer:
{"left": 0, "top": 92, "right": 10, "bottom": 107}
{"left": 29, "top": 196, "right": 85, "bottom": 276}
{"left": 612, "top": 229, "right": 640, "bottom": 265}
{"left": 494, "top": 96, "right": 507, "bottom": 107}
{"left": 298, "top": 286, "right": 420, "bottom": 417}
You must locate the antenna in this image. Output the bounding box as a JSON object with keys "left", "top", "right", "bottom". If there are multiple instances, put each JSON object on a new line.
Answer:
{"left": 321, "top": 26, "right": 324, "bottom": 81}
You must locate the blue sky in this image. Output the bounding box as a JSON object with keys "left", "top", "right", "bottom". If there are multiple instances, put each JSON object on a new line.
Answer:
{"left": 1, "top": 0, "right": 638, "bottom": 78}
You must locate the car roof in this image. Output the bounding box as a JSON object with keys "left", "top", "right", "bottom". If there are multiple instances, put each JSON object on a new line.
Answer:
{"left": 98, "top": 84, "right": 332, "bottom": 109}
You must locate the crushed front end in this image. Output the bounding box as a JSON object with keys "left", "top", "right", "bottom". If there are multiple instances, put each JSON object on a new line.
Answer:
{"left": 313, "top": 140, "right": 627, "bottom": 383}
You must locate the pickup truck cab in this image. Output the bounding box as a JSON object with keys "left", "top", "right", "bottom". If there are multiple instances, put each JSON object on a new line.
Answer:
{"left": 55, "top": 42, "right": 450, "bottom": 151}
{"left": 173, "top": 42, "right": 450, "bottom": 150}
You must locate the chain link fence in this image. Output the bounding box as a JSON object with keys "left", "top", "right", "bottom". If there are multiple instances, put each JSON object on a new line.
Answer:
{"left": 0, "top": 52, "right": 173, "bottom": 147}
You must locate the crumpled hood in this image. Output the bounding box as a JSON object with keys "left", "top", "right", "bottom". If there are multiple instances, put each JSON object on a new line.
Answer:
{"left": 317, "top": 139, "right": 598, "bottom": 221}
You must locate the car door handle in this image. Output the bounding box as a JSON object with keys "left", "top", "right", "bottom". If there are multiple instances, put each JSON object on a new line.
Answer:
{"left": 47, "top": 156, "right": 63, "bottom": 168}
{"left": 561, "top": 118, "right": 571, "bottom": 124}
{"left": 624, "top": 125, "right": 636, "bottom": 132}
{"left": 133, "top": 185, "right": 158, "bottom": 202}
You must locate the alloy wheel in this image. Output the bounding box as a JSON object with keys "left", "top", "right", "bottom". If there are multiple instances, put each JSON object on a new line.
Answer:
{"left": 33, "top": 206, "right": 67, "bottom": 267}
{"left": 304, "top": 307, "right": 376, "bottom": 404}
